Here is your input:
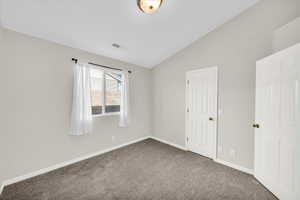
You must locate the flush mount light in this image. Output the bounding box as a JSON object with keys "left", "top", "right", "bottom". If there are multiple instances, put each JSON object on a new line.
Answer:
{"left": 137, "top": 0, "right": 163, "bottom": 14}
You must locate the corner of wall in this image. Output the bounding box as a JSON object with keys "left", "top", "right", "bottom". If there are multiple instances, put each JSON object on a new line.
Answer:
{"left": 149, "top": 67, "right": 155, "bottom": 138}
{"left": 0, "top": 6, "right": 5, "bottom": 195}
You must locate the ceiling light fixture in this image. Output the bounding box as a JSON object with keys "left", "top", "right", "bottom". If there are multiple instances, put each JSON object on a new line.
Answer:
{"left": 137, "top": 0, "right": 163, "bottom": 14}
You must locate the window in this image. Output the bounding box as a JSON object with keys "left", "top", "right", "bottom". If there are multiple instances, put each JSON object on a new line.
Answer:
{"left": 90, "top": 68, "right": 122, "bottom": 116}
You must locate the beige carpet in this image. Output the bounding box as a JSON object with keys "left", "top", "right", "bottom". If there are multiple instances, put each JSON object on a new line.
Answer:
{"left": 0, "top": 139, "right": 277, "bottom": 200}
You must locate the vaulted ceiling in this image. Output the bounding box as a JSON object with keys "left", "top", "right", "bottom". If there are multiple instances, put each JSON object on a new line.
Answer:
{"left": 0, "top": 0, "right": 259, "bottom": 68}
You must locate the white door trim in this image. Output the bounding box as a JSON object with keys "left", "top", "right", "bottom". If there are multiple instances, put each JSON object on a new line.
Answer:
{"left": 185, "top": 66, "right": 218, "bottom": 160}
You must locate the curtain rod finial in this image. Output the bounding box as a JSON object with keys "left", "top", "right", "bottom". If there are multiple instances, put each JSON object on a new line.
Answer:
{"left": 72, "top": 58, "right": 78, "bottom": 64}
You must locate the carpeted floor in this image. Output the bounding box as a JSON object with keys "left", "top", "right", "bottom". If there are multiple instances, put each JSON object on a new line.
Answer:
{"left": 0, "top": 139, "right": 277, "bottom": 200}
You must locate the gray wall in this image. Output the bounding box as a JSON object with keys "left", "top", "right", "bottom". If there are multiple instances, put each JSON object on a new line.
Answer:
{"left": 273, "top": 16, "right": 300, "bottom": 52}
{"left": 0, "top": 29, "right": 152, "bottom": 184}
{"left": 152, "top": 0, "right": 300, "bottom": 169}
{"left": 0, "top": 21, "right": 6, "bottom": 187}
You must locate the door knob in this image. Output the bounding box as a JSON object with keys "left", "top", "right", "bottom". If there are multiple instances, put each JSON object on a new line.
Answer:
{"left": 253, "top": 124, "right": 260, "bottom": 128}
{"left": 209, "top": 117, "right": 214, "bottom": 121}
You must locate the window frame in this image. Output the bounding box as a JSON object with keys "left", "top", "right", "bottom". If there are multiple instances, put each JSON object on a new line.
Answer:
{"left": 90, "top": 65, "right": 122, "bottom": 117}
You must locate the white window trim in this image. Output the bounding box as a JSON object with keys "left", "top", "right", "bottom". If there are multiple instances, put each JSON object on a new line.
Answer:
{"left": 90, "top": 65, "right": 122, "bottom": 117}
{"left": 93, "top": 112, "right": 120, "bottom": 118}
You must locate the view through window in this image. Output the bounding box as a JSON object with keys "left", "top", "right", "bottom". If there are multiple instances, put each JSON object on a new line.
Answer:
{"left": 90, "top": 68, "right": 121, "bottom": 115}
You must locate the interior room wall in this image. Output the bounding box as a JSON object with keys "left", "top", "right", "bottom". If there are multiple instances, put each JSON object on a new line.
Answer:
{"left": 0, "top": 29, "right": 152, "bottom": 185}
{"left": 273, "top": 16, "right": 300, "bottom": 52}
{"left": 0, "top": 18, "right": 6, "bottom": 188}
{"left": 152, "top": 0, "right": 300, "bottom": 170}
{"left": 0, "top": 24, "right": 3, "bottom": 40}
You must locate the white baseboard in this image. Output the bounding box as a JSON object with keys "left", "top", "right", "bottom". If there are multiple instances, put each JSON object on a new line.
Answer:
{"left": 0, "top": 136, "right": 253, "bottom": 196}
{"left": 214, "top": 159, "right": 254, "bottom": 175}
{"left": 149, "top": 137, "right": 254, "bottom": 175}
{"left": 149, "top": 137, "right": 253, "bottom": 175}
{"left": 149, "top": 136, "right": 187, "bottom": 151}
{"left": 1, "top": 136, "right": 150, "bottom": 194}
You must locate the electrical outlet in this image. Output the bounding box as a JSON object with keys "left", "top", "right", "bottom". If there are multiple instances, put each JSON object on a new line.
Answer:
{"left": 229, "top": 149, "right": 236, "bottom": 159}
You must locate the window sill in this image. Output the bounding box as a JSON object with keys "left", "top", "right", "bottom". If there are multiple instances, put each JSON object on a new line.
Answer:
{"left": 93, "top": 112, "right": 120, "bottom": 118}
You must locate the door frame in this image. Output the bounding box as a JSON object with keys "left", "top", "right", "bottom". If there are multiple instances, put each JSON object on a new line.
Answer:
{"left": 185, "top": 66, "right": 219, "bottom": 160}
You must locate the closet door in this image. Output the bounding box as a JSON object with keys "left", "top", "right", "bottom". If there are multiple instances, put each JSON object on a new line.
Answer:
{"left": 278, "top": 47, "right": 299, "bottom": 200}
{"left": 255, "top": 43, "right": 300, "bottom": 200}
{"left": 255, "top": 55, "right": 281, "bottom": 197}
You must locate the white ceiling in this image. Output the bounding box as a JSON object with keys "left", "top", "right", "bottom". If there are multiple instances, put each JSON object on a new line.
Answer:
{"left": 0, "top": 0, "right": 259, "bottom": 68}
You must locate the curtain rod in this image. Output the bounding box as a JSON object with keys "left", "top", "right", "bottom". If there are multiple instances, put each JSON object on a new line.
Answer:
{"left": 71, "top": 58, "right": 132, "bottom": 74}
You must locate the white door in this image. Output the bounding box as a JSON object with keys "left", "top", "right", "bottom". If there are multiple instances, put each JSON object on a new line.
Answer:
{"left": 255, "top": 55, "right": 281, "bottom": 197}
{"left": 186, "top": 67, "right": 218, "bottom": 159}
{"left": 278, "top": 48, "right": 299, "bottom": 200}
{"left": 255, "top": 44, "right": 300, "bottom": 200}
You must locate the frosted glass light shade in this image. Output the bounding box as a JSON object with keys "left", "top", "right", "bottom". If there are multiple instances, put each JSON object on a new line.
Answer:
{"left": 137, "top": 0, "right": 163, "bottom": 14}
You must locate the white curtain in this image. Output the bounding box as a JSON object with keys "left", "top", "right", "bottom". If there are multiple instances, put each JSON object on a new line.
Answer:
{"left": 70, "top": 63, "right": 93, "bottom": 135}
{"left": 119, "top": 72, "right": 130, "bottom": 127}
